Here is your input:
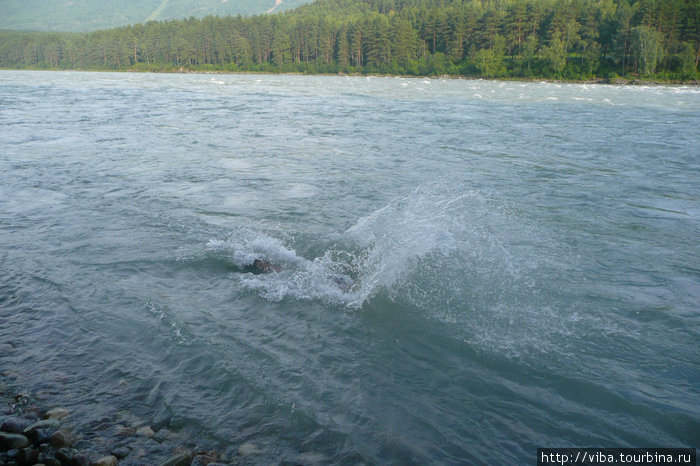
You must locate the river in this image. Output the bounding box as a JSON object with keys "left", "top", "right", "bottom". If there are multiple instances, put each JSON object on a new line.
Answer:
{"left": 0, "top": 71, "right": 698, "bottom": 464}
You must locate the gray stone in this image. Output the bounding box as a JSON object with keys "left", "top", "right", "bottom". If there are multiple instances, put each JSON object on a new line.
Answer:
{"left": 237, "top": 443, "right": 262, "bottom": 457}
{"left": 113, "top": 426, "right": 135, "bottom": 437}
{"left": 55, "top": 447, "right": 76, "bottom": 464}
{"left": 39, "top": 443, "right": 53, "bottom": 453}
{"left": 0, "top": 433, "right": 30, "bottom": 450}
{"left": 93, "top": 455, "right": 118, "bottom": 466}
{"left": 135, "top": 426, "right": 154, "bottom": 438}
{"left": 158, "top": 453, "right": 191, "bottom": 466}
{"left": 110, "top": 447, "right": 131, "bottom": 459}
{"left": 128, "top": 417, "right": 149, "bottom": 429}
{"left": 16, "top": 447, "right": 38, "bottom": 464}
{"left": 192, "top": 450, "right": 220, "bottom": 465}
{"left": 31, "top": 428, "right": 54, "bottom": 445}
{"left": 5, "top": 449, "right": 19, "bottom": 459}
{"left": 43, "top": 458, "right": 61, "bottom": 466}
{"left": 152, "top": 428, "right": 171, "bottom": 443}
{"left": 0, "top": 418, "right": 29, "bottom": 434}
{"left": 45, "top": 409, "right": 70, "bottom": 421}
{"left": 23, "top": 420, "right": 59, "bottom": 435}
{"left": 72, "top": 452, "right": 92, "bottom": 466}
{"left": 49, "top": 429, "right": 74, "bottom": 448}
{"left": 71, "top": 440, "right": 92, "bottom": 450}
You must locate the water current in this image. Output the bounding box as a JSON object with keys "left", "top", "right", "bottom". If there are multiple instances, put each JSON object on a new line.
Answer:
{"left": 0, "top": 71, "right": 698, "bottom": 464}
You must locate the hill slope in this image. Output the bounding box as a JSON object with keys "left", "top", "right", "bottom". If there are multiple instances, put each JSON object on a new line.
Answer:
{"left": 0, "top": 0, "right": 314, "bottom": 32}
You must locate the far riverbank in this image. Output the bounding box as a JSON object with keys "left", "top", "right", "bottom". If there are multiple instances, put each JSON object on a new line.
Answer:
{"left": 1, "top": 65, "right": 699, "bottom": 86}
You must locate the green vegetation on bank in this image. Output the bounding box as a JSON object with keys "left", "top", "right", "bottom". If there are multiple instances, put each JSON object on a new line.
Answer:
{"left": 1, "top": 0, "right": 698, "bottom": 82}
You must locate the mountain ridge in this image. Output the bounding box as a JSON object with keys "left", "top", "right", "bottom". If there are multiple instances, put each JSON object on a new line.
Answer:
{"left": 0, "top": 0, "right": 315, "bottom": 32}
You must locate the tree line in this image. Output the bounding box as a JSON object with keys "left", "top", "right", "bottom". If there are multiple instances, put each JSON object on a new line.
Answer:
{"left": 1, "top": 0, "right": 698, "bottom": 81}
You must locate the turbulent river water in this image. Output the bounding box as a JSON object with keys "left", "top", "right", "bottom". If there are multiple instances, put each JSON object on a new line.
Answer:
{"left": 0, "top": 71, "right": 698, "bottom": 464}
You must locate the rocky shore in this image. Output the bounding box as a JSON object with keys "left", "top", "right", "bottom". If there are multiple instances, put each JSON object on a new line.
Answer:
{"left": 0, "top": 379, "right": 265, "bottom": 466}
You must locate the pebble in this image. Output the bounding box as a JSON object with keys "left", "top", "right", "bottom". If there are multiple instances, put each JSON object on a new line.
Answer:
{"left": 55, "top": 447, "right": 77, "bottom": 464}
{"left": 237, "top": 442, "right": 262, "bottom": 457}
{"left": 94, "top": 455, "right": 119, "bottom": 466}
{"left": 17, "top": 447, "right": 38, "bottom": 464}
{"left": 192, "top": 449, "right": 220, "bottom": 465}
{"left": 158, "top": 453, "right": 192, "bottom": 466}
{"left": 45, "top": 408, "right": 70, "bottom": 420}
{"left": 72, "top": 452, "right": 92, "bottom": 466}
{"left": 136, "top": 426, "right": 155, "bottom": 438}
{"left": 31, "top": 428, "right": 54, "bottom": 445}
{"left": 114, "top": 425, "right": 136, "bottom": 437}
{"left": 72, "top": 439, "right": 93, "bottom": 450}
{"left": 111, "top": 446, "right": 131, "bottom": 459}
{"left": 0, "top": 432, "right": 30, "bottom": 449}
{"left": 23, "top": 419, "right": 59, "bottom": 435}
{"left": 152, "top": 428, "right": 171, "bottom": 443}
{"left": 0, "top": 417, "right": 29, "bottom": 434}
{"left": 49, "top": 429, "right": 75, "bottom": 448}
{"left": 39, "top": 443, "right": 53, "bottom": 453}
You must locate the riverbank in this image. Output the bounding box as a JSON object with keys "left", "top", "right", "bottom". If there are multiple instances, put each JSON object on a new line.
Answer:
{"left": 1, "top": 65, "right": 698, "bottom": 86}
{"left": 0, "top": 376, "right": 258, "bottom": 465}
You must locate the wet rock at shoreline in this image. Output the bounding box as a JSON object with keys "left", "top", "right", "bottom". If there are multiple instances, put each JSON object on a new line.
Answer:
{"left": 110, "top": 445, "right": 131, "bottom": 459}
{"left": 136, "top": 426, "right": 155, "bottom": 438}
{"left": 72, "top": 451, "right": 92, "bottom": 466}
{"left": 114, "top": 425, "right": 136, "bottom": 437}
{"left": 49, "top": 429, "right": 75, "bottom": 448}
{"left": 0, "top": 417, "right": 30, "bottom": 434}
{"left": 158, "top": 452, "right": 192, "bottom": 466}
{"left": 71, "top": 439, "right": 93, "bottom": 450}
{"left": 46, "top": 408, "right": 71, "bottom": 421}
{"left": 30, "top": 428, "right": 55, "bottom": 445}
{"left": 152, "top": 428, "right": 172, "bottom": 443}
{"left": 94, "top": 454, "right": 119, "bottom": 466}
{"left": 0, "top": 432, "right": 31, "bottom": 449}
{"left": 237, "top": 442, "right": 262, "bottom": 457}
{"left": 55, "top": 447, "right": 77, "bottom": 464}
{"left": 23, "top": 419, "right": 60, "bottom": 436}
{"left": 16, "top": 446, "right": 39, "bottom": 464}
{"left": 191, "top": 449, "right": 220, "bottom": 465}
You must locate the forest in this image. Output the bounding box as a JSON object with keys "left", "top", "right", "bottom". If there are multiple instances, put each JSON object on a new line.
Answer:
{"left": 1, "top": 0, "right": 699, "bottom": 81}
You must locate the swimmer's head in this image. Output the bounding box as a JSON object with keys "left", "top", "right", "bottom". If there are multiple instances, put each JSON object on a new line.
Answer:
{"left": 249, "top": 259, "right": 281, "bottom": 274}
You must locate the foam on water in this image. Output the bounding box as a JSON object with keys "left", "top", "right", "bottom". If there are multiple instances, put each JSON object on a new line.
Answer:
{"left": 206, "top": 227, "right": 308, "bottom": 269}
{"left": 200, "top": 183, "right": 599, "bottom": 357}
{"left": 198, "top": 185, "right": 476, "bottom": 308}
{"left": 200, "top": 185, "right": 578, "bottom": 354}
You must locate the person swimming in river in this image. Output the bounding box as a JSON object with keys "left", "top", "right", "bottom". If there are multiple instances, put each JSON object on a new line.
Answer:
{"left": 244, "top": 258, "right": 355, "bottom": 291}
{"left": 245, "top": 259, "right": 281, "bottom": 274}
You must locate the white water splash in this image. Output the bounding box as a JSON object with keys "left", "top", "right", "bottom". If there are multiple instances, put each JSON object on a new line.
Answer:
{"left": 209, "top": 185, "right": 511, "bottom": 309}
{"left": 206, "top": 183, "right": 596, "bottom": 356}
